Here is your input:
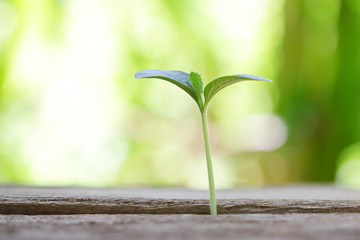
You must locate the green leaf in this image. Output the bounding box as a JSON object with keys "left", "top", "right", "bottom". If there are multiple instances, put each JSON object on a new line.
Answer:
{"left": 204, "top": 74, "right": 272, "bottom": 106}
{"left": 135, "top": 69, "right": 200, "bottom": 104}
{"left": 189, "top": 72, "right": 203, "bottom": 94}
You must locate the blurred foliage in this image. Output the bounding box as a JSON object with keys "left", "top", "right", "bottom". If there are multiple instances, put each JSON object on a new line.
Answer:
{"left": 278, "top": 0, "right": 360, "bottom": 183}
{"left": 0, "top": 0, "right": 359, "bottom": 188}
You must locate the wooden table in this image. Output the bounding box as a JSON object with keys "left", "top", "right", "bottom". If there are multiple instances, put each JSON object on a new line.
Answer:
{"left": 1, "top": 185, "right": 360, "bottom": 239}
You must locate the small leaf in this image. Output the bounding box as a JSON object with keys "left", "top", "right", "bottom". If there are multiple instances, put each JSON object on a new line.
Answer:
{"left": 135, "top": 69, "right": 200, "bottom": 104}
{"left": 189, "top": 72, "right": 203, "bottom": 94}
{"left": 204, "top": 74, "right": 272, "bottom": 106}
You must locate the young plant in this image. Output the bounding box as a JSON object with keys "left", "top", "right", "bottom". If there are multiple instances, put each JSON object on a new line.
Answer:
{"left": 135, "top": 69, "right": 271, "bottom": 215}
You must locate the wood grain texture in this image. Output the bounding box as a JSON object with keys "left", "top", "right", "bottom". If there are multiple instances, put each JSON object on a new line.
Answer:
{"left": 1, "top": 185, "right": 360, "bottom": 215}
{"left": 2, "top": 214, "right": 360, "bottom": 240}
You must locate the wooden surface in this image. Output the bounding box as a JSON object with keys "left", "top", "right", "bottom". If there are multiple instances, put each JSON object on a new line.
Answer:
{"left": 1, "top": 185, "right": 360, "bottom": 240}
{"left": 2, "top": 214, "right": 360, "bottom": 240}
{"left": 1, "top": 185, "right": 360, "bottom": 214}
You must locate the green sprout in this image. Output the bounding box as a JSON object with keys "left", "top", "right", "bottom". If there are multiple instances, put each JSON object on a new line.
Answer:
{"left": 135, "top": 69, "right": 271, "bottom": 215}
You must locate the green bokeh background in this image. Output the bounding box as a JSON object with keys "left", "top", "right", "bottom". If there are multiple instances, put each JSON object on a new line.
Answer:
{"left": 0, "top": 0, "right": 359, "bottom": 188}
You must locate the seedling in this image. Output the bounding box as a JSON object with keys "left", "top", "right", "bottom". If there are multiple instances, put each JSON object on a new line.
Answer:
{"left": 135, "top": 69, "right": 271, "bottom": 215}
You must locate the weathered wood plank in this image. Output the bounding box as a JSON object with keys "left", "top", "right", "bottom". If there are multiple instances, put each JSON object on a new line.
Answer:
{"left": 1, "top": 185, "right": 360, "bottom": 215}
{"left": 1, "top": 213, "right": 360, "bottom": 240}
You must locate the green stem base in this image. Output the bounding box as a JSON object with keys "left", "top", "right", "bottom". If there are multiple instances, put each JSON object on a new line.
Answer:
{"left": 201, "top": 109, "right": 217, "bottom": 215}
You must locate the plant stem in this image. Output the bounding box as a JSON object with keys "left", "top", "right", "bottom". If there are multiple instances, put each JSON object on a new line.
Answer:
{"left": 200, "top": 108, "right": 217, "bottom": 215}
